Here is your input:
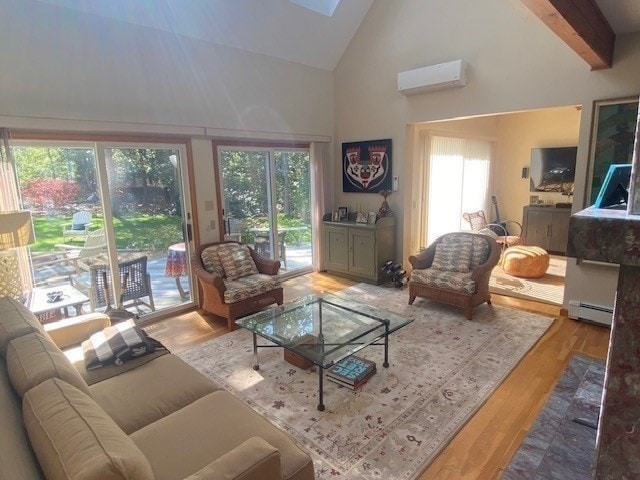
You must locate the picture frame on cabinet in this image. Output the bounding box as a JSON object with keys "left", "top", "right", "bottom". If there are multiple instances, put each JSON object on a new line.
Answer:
{"left": 337, "top": 206, "right": 348, "bottom": 221}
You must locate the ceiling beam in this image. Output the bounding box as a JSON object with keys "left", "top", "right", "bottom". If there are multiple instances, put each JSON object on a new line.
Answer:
{"left": 521, "top": 0, "right": 615, "bottom": 70}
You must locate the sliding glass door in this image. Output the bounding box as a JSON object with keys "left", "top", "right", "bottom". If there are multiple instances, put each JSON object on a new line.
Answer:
{"left": 217, "top": 146, "right": 313, "bottom": 276}
{"left": 426, "top": 135, "right": 491, "bottom": 244}
{"left": 12, "top": 140, "right": 194, "bottom": 320}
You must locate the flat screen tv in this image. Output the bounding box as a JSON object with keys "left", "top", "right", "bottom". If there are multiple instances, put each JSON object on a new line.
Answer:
{"left": 530, "top": 146, "right": 577, "bottom": 193}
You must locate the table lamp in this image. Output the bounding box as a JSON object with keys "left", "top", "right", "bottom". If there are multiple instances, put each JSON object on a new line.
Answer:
{"left": 0, "top": 211, "right": 35, "bottom": 300}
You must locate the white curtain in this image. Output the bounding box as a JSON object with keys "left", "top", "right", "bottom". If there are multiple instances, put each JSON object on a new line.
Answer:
{"left": 310, "top": 142, "right": 330, "bottom": 271}
{"left": 0, "top": 128, "right": 33, "bottom": 293}
{"left": 425, "top": 135, "right": 491, "bottom": 245}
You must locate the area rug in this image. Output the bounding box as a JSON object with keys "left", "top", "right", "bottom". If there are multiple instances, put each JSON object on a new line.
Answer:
{"left": 490, "top": 255, "right": 566, "bottom": 306}
{"left": 502, "top": 355, "right": 604, "bottom": 479}
{"left": 178, "top": 283, "right": 554, "bottom": 480}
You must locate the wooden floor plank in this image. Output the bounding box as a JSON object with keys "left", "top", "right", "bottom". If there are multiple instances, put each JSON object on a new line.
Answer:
{"left": 146, "top": 272, "right": 610, "bottom": 479}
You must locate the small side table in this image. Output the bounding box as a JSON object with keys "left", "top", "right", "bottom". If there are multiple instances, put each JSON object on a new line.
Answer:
{"left": 27, "top": 284, "right": 90, "bottom": 324}
{"left": 165, "top": 242, "right": 190, "bottom": 299}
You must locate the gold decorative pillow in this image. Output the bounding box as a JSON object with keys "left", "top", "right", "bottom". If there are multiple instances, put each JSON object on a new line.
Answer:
{"left": 201, "top": 246, "right": 225, "bottom": 277}
{"left": 216, "top": 243, "right": 259, "bottom": 281}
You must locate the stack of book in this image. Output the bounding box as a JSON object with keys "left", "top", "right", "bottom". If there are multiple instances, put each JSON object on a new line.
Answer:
{"left": 327, "top": 355, "right": 376, "bottom": 390}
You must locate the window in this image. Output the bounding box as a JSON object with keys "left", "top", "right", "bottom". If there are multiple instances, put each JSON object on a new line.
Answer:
{"left": 216, "top": 144, "right": 313, "bottom": 277}
{"left": 425, "top": 135, "right": 492, "bottom": 245}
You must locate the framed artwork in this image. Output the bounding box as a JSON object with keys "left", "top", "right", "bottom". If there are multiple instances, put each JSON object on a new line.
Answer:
{"left": 337, "top": 206, "right": 348, "bottom": 221}
{"left": 342, "top": 139, "right": 392, "bottom": 193}
{"left": 586, "top": 97, "right": 639, "bottom": 205}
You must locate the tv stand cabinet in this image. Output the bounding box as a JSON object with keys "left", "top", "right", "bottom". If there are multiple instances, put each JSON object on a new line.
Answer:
{"left": 522, "top": 206, "right": 571, "bottom": 254}
{"left": 323, "top": 217, "right": 395, "bottom": 284}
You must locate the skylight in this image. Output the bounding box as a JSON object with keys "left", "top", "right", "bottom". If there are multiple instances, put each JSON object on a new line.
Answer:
{"left": 290, "top": 0, "right": 341, "bottom": 17}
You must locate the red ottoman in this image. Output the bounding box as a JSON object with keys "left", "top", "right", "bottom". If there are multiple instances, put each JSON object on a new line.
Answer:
{"left": 503, "top": 246, "right": 550, "bottom": 278}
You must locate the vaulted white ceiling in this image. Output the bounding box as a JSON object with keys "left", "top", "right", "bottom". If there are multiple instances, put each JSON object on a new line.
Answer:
{"left": 594, "top": 0, "right": 640, "bottom": 34}
{"left": 35, "top": 0, "right": 374, "bottom": 71}
{"left": 34, "top": 0, "right": 640, "bottom": 71}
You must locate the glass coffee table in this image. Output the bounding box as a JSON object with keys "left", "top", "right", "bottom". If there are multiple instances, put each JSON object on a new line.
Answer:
{"left": 236, "top": 293, "right": 413, "bottom": 411}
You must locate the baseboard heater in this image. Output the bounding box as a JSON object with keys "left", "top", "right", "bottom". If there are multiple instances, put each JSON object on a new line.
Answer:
{"left": 568, "top": 301, "right": 613, "bottom": 327}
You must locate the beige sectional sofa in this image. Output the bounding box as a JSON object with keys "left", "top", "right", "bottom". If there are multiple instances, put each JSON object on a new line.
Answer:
{"left": 0, "top": 296, "right": 314, "bottom": 480}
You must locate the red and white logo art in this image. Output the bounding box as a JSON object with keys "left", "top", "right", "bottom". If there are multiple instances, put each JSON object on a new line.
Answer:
{"left": 344, "top": 145, "right": 389, "bottom": 191}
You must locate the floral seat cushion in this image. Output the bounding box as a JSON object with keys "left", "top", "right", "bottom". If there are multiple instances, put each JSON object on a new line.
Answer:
{"left": 410, "top": 268, "right": 476, "bottom": 295}
{"left": 223, "top": 274, "right": 282, "bottom": 304}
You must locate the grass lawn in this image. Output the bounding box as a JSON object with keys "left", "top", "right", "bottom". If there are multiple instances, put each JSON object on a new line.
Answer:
{"left": 32, "top": 214, "right": 183, "bottom": 253}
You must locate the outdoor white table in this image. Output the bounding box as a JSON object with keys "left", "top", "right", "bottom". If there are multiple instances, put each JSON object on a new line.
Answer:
{"left": 27, "top": 284, "right": 90, "bottom": 324}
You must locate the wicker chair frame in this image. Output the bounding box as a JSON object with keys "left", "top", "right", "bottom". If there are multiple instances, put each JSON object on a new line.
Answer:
{"left": 408, "top": 232, "right": 500, "bottom": 320}
{"left": 192, "top": 241, "right": 283, "bottom": 332}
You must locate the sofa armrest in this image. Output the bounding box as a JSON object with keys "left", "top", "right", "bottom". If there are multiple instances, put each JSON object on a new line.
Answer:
{"left": 184, "top": 437, "right": 281, "bottom": 480}
{"left": 44, "top": 313, "right": 110, "bottom": 349}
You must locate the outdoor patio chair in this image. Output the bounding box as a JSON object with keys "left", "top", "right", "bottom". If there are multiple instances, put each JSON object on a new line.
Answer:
{"left": 71, "top": 256, "right": 155, "bottom": 313}
{"left": 32, "top": 228, "right": 107, "bottom": 286}
{"left": 253, "top": 231, "right": 287, "bottom": 270}
{"left": 62, "top": 211, "right": 93, "bottom": 242}
{"left": 408, "top": 231, "right": 500, "bottom": 320}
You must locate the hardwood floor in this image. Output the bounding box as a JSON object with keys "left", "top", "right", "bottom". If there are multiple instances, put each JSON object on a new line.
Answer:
{"left": 146, "top": 272, "right": 610, "bottom": 480}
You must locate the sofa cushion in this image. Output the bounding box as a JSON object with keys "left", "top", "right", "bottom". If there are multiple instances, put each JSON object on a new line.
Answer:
{"left": 130, "top": 390, "right": 314, "bottom": 480}
{"left": 432, "top": 237, "right": 473, "bottom": 273}
{"left": 7, "top": 331, "right": 90, "bottom": 397}
{"left": 223, "top": 273, "right": 282, "bottom": 304}
{"left": 201, "top": 245, "right": 225, "bottom": 277}
{"left": 0, "top": 296, "right": 44, "bottom": 357}
{"left": 217, "top": 243, "right": 259, "bottom": 280}
{"left": 0, "top": 362, "right": 45, "bottom": 480}
{"left": 23, "top": 378, "right": 154, "bottom": 480}
{"left": 411, "top": 268, "right": 476, "bottom": 294}
{"left": 87, "top": 354, "right": 218, "bottom": 434}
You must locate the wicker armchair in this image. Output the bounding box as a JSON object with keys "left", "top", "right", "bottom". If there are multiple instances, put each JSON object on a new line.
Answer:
{"left": 192, "top": 241, "right": 283, "bottom": 331}
{"left": 408, "top": 232, "right": 500, "bottom": 320}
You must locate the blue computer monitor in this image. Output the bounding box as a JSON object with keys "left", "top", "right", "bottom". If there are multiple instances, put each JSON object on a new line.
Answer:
{"left": 594, "top": 164, "right": 632, "bottom": 209}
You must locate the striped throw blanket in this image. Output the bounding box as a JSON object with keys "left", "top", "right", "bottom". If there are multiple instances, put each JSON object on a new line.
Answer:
{"left": 82, "top": 319, "right": 168, "bottom": 370}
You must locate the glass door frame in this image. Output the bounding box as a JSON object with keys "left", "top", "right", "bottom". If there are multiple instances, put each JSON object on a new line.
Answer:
{"left": 10, "top": 133, "right": 199, "bottom": 322}
{"left": 213, "top": 140, "right": 314, "bottom": 279}
{"left": 95, "top": 141, "right": 196, "bottom": 320}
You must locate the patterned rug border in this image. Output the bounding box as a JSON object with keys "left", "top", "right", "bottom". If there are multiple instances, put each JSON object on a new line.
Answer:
{"left": 178, "top": 284, "right": 555, "bottom": 479}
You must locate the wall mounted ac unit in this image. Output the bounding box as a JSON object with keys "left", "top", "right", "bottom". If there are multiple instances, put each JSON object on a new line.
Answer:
{"left": 568, "top": 300, "right": 613, "bottom": 327}
{"left": 397, "top": 59, "right": 468, "bottom": 95}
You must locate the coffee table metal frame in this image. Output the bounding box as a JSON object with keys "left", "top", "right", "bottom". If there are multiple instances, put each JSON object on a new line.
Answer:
{"left": 236, "top": 293, "right": 413, "bottom": 411}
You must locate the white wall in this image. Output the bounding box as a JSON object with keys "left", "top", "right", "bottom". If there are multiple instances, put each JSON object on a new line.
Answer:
{"left": 0, "top": 0, "right": 334, "bottom": 244}
{"left": 494, "top": 107, "right": 581, "bottom": 223}
{"left": 334, "top": 0, "right": 640, "bottom": 308}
